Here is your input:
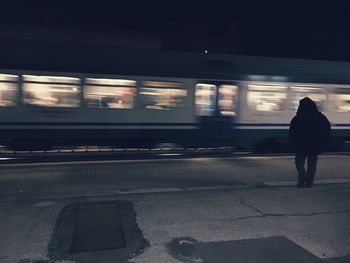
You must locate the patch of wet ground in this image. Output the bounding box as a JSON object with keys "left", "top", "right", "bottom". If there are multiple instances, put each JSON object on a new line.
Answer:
{"left": 167, "top": 236, "right": 348, "bottom": 263}
{"left": 46, "top": 200, "right": 149, "bottom": 263}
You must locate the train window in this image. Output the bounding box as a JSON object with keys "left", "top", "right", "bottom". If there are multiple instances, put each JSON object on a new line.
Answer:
{"left": 195, "top": 84, "right": 217, "bottom": 116}
{"left": 0, "top": 74, "right": 18, "bottom": 82}
{"left": 290, "top": 86, "right": 326, "bottom": 111}
{"left": 0, "top": 74, "right": 18, "bottom": 107}
{"left": 218, "top": 85, "right": 237, "bottom": 116}
{"left": 247, "top": 84, "right": 287, "bottom": 112}
{"left": 329, "top": 89, "right": 350, "bottom": 112}
{"left": 22, "top": 75, "right": 80, "bottom": 84}
{"left": 140, "top": 81, "right": 187, "bottom": 110}
{"left": 22, "top": 75, "right": 80, "bottom": 108}
{"left": 84, "top": 78, "right": 136, "bottom": 109}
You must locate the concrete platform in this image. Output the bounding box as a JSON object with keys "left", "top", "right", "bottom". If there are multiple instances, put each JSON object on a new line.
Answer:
{"left": 0, "top": 155, "right": 350, "bottom": 262}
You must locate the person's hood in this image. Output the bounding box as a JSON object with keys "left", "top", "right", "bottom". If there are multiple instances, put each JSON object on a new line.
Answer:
{"left": 297, "top": 97, "right": 319, "bottom": 116}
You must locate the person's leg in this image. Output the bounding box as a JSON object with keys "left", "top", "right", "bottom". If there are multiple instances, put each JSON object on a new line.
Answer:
{"left": 295, "top": 153, "right": 307, "bottom": 187}
{"left": 306, "top": 154, "right": 318, "bottom": 187}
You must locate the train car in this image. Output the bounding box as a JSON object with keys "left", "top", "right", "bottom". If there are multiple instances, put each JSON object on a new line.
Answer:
{"left": 1, "top": 47, "right": 350, "bottom": 150}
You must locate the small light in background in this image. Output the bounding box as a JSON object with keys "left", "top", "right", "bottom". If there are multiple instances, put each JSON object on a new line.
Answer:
{"left": 204, "top": 50, "right": 208, "bottom": 54}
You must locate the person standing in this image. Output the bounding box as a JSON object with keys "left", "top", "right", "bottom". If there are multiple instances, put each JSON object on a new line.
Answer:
{"left": 289, "top": 97, "right": 331, "bottom": 187}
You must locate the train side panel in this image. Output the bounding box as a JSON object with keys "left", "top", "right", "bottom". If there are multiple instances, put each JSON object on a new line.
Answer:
{"left": 0, "top": 74, "right": 202, "bottom": 149}
{"left": 237, "top": 81, "right": 350, "bottom": 151}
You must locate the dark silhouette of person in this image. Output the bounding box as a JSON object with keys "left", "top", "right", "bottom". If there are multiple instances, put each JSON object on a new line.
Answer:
{"left": 289, "top": 97, "right": 331, "bottom": 187}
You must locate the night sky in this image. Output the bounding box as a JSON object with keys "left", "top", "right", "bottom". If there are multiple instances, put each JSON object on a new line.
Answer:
{"left": 1, "top": 2, "right": 350, "bottom": 61}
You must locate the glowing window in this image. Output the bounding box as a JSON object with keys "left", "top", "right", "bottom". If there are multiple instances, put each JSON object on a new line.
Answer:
{"left": 84, "top": 78, "right": 136, "bottom": 109}
{"left": 140, "top": 81, "right": 187, "bottom": 110}
{"left": 247, "top": 84, "right": 287, "bottom": 112}
{"left": 195, "top": 84, "right": 217, "bottom": 116}
{"left": 23, "top": 75, "right": 80, "bottom": 108}
{"left": 0, "top": 74, "right": 18, "bottom": 107}
{"left": 218, "top": 85, "right": 237, "bottom": 116}
{"left": 290, "top": 86, "right": 326, "bottom": 111}
{"left": 329, "top": 88, "right": 350, "bottom": 112}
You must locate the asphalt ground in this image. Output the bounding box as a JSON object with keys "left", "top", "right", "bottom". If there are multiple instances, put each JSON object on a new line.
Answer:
{"left": 0, "top": 155, "right": 350, "bottom": 262}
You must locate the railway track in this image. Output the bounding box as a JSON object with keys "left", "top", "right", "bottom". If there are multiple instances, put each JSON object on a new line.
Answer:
{"left": 0, "top": 146, "right": 251, "bottom": 163}
{"left": 1, "top": 145, "right": 349, "bottom": 164}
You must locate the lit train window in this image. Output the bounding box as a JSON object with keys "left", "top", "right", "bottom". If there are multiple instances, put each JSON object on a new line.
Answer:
{"left": 0, "top": 74, "right": 18, "bottom": 107}
{"left": 329, "top": 89, "right": 350, "bottom": 112}
{"left": 140, "top": 81, "right": 187, "bottom": 110}
{"left": 84, "top": 78, "right": 136, "bottom": 109}
{"left": 247, "top": 84, "right": 287, "bottom": 112}
{"left": 218, "top": 85, "right": 237, "bottom": 116}
{"left": 290, "top": 86, "right": 326, "bottom": 111}
{"left": 195, "top": 84, "right": 217, "bottom": 116}
{"left": 23, "top": 75, "right": 80, "bottom": 108}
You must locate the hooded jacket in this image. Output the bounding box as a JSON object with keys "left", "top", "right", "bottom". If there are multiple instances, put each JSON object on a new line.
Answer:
{"left": 289, "top": 97, "right": 331, "bottom": 154}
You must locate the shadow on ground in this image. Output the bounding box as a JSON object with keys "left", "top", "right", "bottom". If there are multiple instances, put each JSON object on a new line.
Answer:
{"left": 167, "top": 236, "right": 348, "bottom": 263}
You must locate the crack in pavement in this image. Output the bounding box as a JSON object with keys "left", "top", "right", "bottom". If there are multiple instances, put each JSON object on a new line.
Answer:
{"left": 239, "top": 196, "right": 350, "bottom": 219}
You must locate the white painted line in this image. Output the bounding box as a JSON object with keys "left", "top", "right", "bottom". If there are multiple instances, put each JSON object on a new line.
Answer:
{"left": 33, "top": 201, "right": 56, "bottom": 207}
{"left": 158, "top": 153, "right": 183, "bottom": 156}
{"left": 117, "top": 187, "right": 183, "bottom": 194}
{"left": 265, "top": 178, "right": 350, "bottom": 186}
{"left": 119, "top": 185, "right": 246, "bottom": 194}
{"left": 237, "top": 156, "right": 294, "bottom": 160}
{"left": 185, "top": 185, "right": 238, "bottom": 191}
{"left": 265, "top": 181, "right": 296, "bottom": 186}
{"left": 1, "top": 185, "right": 250, "bottom": 202}
{"left": 315, "top": 178, "right": 350, "bottom": 184}
{"left": 117, "top": 185, "right": 247, "bottom": 195}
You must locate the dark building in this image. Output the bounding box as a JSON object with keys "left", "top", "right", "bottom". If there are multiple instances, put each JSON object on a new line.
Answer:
{"left": 0, "top": 22, "right": 239, "bottom": 53}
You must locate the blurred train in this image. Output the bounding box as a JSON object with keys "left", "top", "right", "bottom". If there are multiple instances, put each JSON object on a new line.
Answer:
{"left": 1, "top": 47, "right": 350, "bottom": 151}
